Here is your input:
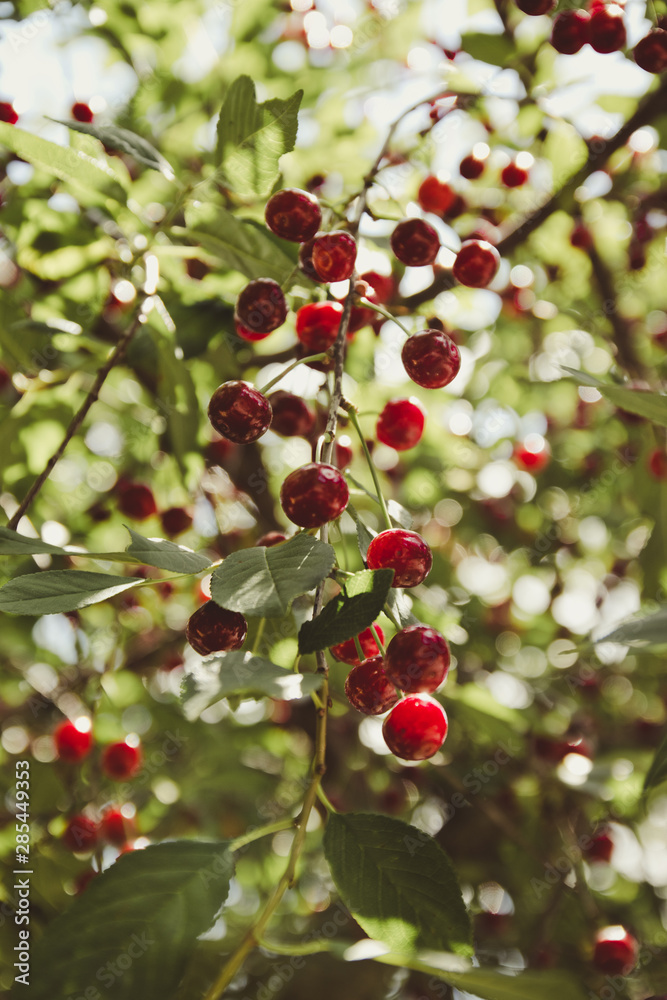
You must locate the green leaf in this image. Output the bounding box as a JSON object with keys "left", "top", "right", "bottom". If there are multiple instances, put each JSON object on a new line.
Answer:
{"left": 643, "top": 729, "right": 667, "bottom": 795}
{"left": 125, "top": 528, "right": 211, "bottom": 574}
{"left": 210, "top": 533, "right": 335, "bottom": 618}
{"left": 384, "top": 587, "right": 419, "bottom": 628}
{"left": 323, "top": 812, "right": 472, "bottom": 958}
{"left": 298, "top": 569, "right": 394, "bottom": 654}
{"left": 346, "top": 503, "right": 375, "bottom": 559}
{"left": 598, "top": 606, "right": 667, "bottom": 647}
{"left": 0, "top": 527, "right": 70, "bottom": 557}
{"left": 561, "top": 368, "right": 667, "bottom": 426}
{"left": 387, "top": 961, "right": 589, "bottom": 1000}
{"left": 0, "top": 122, "right": 127, "bottom": 204}
{"left": 346, "top": 475, "right": 412, "bottom": 528}
{"left": 461, "top": 32, "right": 514, "bottom": 66}
{"left": 182, "top": 652, "right": 323, "bottom": 720}
{"left": 150, "top": 326, "right": 201, "bottom": 475}
{"left": 215, "top": 76, "right": 302, "bottom": 197}
{"left": 24, "top": 841, "right": 233, "bottom": 1000}
{"left": 52, "top": 118, "right": 176, "bottom": 179}
{"left": 0, "top": 570, "right": 143, "bottom": 615}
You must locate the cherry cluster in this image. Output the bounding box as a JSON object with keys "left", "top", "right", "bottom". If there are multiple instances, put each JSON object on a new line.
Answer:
{"left": 113, "top": 479, "right": 193, "bottom": 536}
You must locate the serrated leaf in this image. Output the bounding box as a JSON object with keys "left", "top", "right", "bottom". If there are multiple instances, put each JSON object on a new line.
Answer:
{"left": 215, "top": 76, "right": 302, "bottom": 197}
{"left": 0, "top": 527, "right": 70, "bottom": 557}
{"left": 210, "top": 533, "right": 335, "bottom": 618}
{"left": 598, "top": 606, "right": 667, "bottom": 646}
{"left": 0, "top": 122, "right": 127, "bottom": 204}
{"left": 643, "top": 729, "right": 667, "bottom": 795}
{"left": 0, "top": 570, "right": 143, "bottom": 615}
{"left": 52, "top": 118, "right": 176, "bottom": 179}
{"left": 298, "top": 569, "right": 394, "bottom": 654}
{"left": 181, "top": 651, "right": 323, "bottom": 719}
{"left": 24, "top": 841, "right": 233, "bottom": 1000}
{"left": 384, "top": 587, "right": 419, "bottom": 628}
{"left": 561, "top": 368, "right": 667, "bottom": 427}
{"left": 324, "top": 812, "right": 472, "bottom": 958}
{"left": 125, "top": 528, "right": 211, "bottom": 574}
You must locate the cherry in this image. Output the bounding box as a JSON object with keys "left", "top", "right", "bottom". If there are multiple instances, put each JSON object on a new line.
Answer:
{"left": 117, "top": 482, "right": 157, "bottom": 521}
{"left": 570, "top": 221, "right": 592, "bottom": 249}
{"left": 100, "top": 808, "right": 135, "bottom": 846}
{"left": 345, "top": 656, "right": 400, "bottom": 715}
{"left": 63, "top": 815, "right": 99, "bottom": 852}
{"left": 360, "top": 270, "right": 395, "bottom": 304}
{"left": 234, "top": 317, "right": 273, "bottom": 342}
{"left": 513, "top": 440, "right": 550, "bottom": 472}
{"left": 298, "top": 238, "right": 323, "bottom": 282}
{"left": 588, "top": 4, "right": 626, "bottom": 53}
{"left": 265, "top": 187, "right": 322, "bottom": 242}
{"left": 551, "top": 10, "right": 591, "bottom": 53}
{"left": 268, "top": 390, "right": 316, "bottom": 438}
{"left": 335, "top": 436, "right": 354, "bottom": 469}
{"left": 102, "top": 740, "right": 142, "bottom": 780}
{"left": 459, "top": 154, "right": 485, "bottom": 180}
{"left": 280, "top": 462, "right": 349, "bottom": 527}
{"left": 501, "top": 162, "right": 529, "bottom": 188}
{"left": 255, "top": 531, "right": 287, "bottom": 547}
{"left": 515, "top": 0, "right": 555, "bottom": 13}
{"left": 295, "top": 301, "right": 343, "bottom": 352}
{"left": 71, "top": 102, "right": 94, "bottom": 123}
{"left": 311, "top": 231, "right": 357, "bottom": 282}
{"left": 584, "top": 831, "right": 613, "bottom": 864}
{"left": 376, "top": 397, "right": 426, "bottom": 451}
{"left": 384, "top": 625, "right": 450, "bottom": 693}
{"left": 418, "top": 175, "right": 455, "bottom": 215}
{"left": 0, "top": 101, "right": 18, "bottom": 125}
{"left": 54, "top": 720, "right": 92, "bottom": 762}
{"left": 186, "top": 258, "right": 210, "bottom": 281}
{"left": 390, "top": 219, "right": 440, "bottom": 267}
{"left": 366, "top": 529, "right": 432, "bottom": 588}
{"left": 382, "top": 694, "right": 448, "bottom": 760}
{"left": 453, "top": 239, "right": 500, "bottom": 288}
{"left": 634, "top": 29, "right": 667, "bottom": 72}
{"left": 235, "top": 278, "right": 287, "bottom": 335}
{"left": 593, "top": 926, "right": 638, "bottom": 976}
{"left": 330, "top": 624, "right": 385, "bottom": 665}
{"left": 160, "top": 507, "right": 193, "bottom": 536}
{"left": 648, "top": 450, "right": 667, "bottom": 480}
{"left": 444, "top": 192, "right": 467, "bottom": 218}
{"left": 186, "top": 601, "right": 248, "bottom": 655}
{"left": 208, "top": 381, "right": 272, "bottom": 444}
{"left": 401, "top": 330, "right": 461, "bottom": 389}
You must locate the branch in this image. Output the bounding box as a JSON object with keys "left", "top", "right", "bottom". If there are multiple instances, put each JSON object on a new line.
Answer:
{"left": 587, "top": 241, "right": 645, "bottom": 378}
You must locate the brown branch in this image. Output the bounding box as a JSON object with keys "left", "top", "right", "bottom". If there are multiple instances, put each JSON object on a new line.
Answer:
{"left": 587, "top": 242, "right": 645, "bottom": 378}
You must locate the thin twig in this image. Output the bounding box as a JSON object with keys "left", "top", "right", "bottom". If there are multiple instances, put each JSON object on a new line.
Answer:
{"left": 587, "top": 241, "right": 646, "bottom": 378}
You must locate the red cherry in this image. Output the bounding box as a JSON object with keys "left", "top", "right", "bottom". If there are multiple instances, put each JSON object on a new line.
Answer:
{"left": 267, "top": 390, "right": 315, "bottom": 438}
{"left": 235, "top": 278, "right": 287, "bottom": 335}
{"left": 0, "top": 101, "right": 18, "bottom": 125}
{"left": 551, "top": 9, "right": 591, "bottom": 53}
{"left": 100, "top": 808, "right": 135, "bottom": 846}
{"left": 311, "top": 231, "right": 357, "bottom": 282}
{"left": 593, "top": 927, "right": 638, "bottom": 976}
{"left": 382, "top": 694, "right": 448, "bottom": 760}
{"left": 102, "top": 741, "right": 142, "bottom": 780}
{"left": 649, "top": 450, "right": 667, "bottom": 480}
{"left": 360, "top": 270, "right": 395, "bottom": 304}
{"left": 265, "top": 188, "right": 322, "bottom": 242}
{"left": 186, "top": 601, "right": 248, "bottom": 655}
{"left": 298, "top": 238, "right": 324, "bottom": 283}
{"left": 515, "top": 0, "right": 555, "bottom": 12}
{"left": 160, "top": 507, "right": 193, "bottom": 536}
{"left": 418, "top": 175, "right": 455, "bottom": 215}
{"left": 71, "top": 102, "right": 94, "bottom": 123}
{"left": 390, "top": 218, "right": 440, "bottom": 267}
{"left": 570, "top": 221, "right": 592, "bottom": 249}
{"left": 634, "top": 29, "right": 667, "bottom": 72}
{"left": 453, "top": 239, "right": 500, "bottom": 288}
{"left": 501, "top": 162, "right": 529, "bottom": 188}
{"left": 117, "top": 483, "right": 157, "bottom": 521}
{"left": 588, "top": 4, "right": 626, "bottom": 53}
{"left": 376, "top": 397, "right": 426, "bottom": 451}
{"left": 330, "top": 625, "right": 385, "bottom": 666}
{"left": 366, "top": 529, "right": 432, "bottom": 588}
{"left": 280, "top": 462, "right": 349, "bottom": 528}
{"left": 234, "top": 317, "right": 273, "bottom": 343}
{"left": 208, "top": 381, "right": 272, "bottom": 444}
{"left": 401, "top": 330, "right": 461, "bottom": 389}
{"left": 345, "top": 656, "right": 400, "bottom": 715}
{"left": 255, "top": 531, "right": 288, "bottom": 547}
{"left": 384, "top": 625, "right": 450, "bottom": 693}
{"left": 54, "top": 720, "right": 92, "bottom": 763}
{"left": 513, "top": 440, "right": 550, "bottom": 472}
{"left": 63, "top": 815, "right": 99, "bottom": 852}
{"left": 459, "top": 154, "right": 485, "bottom": 180}
{"left": 295, "top": 301, "right": 343, "bottom": 352}
{"left": 584, "top": 831, "right": 614, "bottom": 864}
{"left": 334, "top": 436, "right": 354, "bottom": 469}
{"left": 444, "top": 192, "right": 467, "bottom": 218}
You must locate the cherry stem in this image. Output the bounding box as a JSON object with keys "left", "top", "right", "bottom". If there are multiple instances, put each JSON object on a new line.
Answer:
{"left": 383, "top": 602, "right": 401, "bottom": 630}
{"left": 251, "top": 618, "right": 265, "bottom": 654}
{"left": 258, "top": 353, "right": 327, "bottom": 395}
{"left": 353, "top": 634, "right": 366, "bottom": 663}
{"left": 344, "top": 405, "right": 393, "bottom": 531}
{"left": 370, "top": 623, "right": 386, "bottom": 656}
{"left": 228, "top": 816, "right": 296, "bottom": 852}
{"left": 316, "top": 784, "right": 338, "bottom": 814}
{"left": 357, "top": 298, "right": 412, "bottom": 337}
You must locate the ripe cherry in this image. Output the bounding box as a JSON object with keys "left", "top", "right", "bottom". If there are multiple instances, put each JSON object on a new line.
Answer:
{"left": 208, "top": 381, "right": 272, "bottom": 444}
{"left": 71, "top": 102, "right": 94, "bottom": 123}
{"left": 551, "top": 10, "right": 591, "bottom": 53}
{"left": 401, "top": 329, "right": 461, "bottom": 389}
{"left": 584, "top": 830, "right": 614, "bottom": 864}
{"left": 361, "top": 270, "right": 395, "bottom": 304}
{"left": 100, "top": 808, "right": 135, "bottom": 846}
{"left": 382, "top": 694, "right": 448, "bottom": 760}
{"left": 0, "top": 101, "right": 18, "bottom": 125}
{"left": 280, "top": 462, "right": 349, "bottom": 527}
{"left": 345, "top": 656, "right": 400, "bottom": 715}
{"left": 63, "top": 815, "right": 99, "bottom": 852}
{"left": 515, "top": 0, "right": 555, "bottom": 13}
{"left": 390, "top": 218, "right": 440, "bottom": 267}
{"left": 513, "top": 439, "right": 550, "bottom": 473}
{"left": 376, "top": 398, "right": 426, "bottom": 451}
{"left": 186, "top": 601, "right": 248, "bottom": 655}
{"left": 366, "top": 529, "right": 432, "bottom": 588}
{"left": 234, "top": 317, "right": 273, "bottom": 343}
{"left": 160, "top": 507, "right": 193, "bottom": 536}
{"left": 117, "top": 482, "right": 157, "bottom": 521}
{"left": 501, "top": 162, "right": 529, "bottom": 188}
{"left": 298, "top": 238, "right": 323, "bottom": 282}
{"left": 311, "top": 231, "right": 357, "bottom": 282}
{"left": 648, "top": 450, "right": 667, "bottom": 480}
{"left": 634, "top": 28, "right": 667, "bottom": 72}
{"left": 255, "top": 531, "right": 287, "bottom": 547}
{"left": 453, "top": 239, "right": 500, "bottom": 288}
{"left": 335, "top": 436, "right": 354, "bottom": 469}
{"left": 588, "top": 4, "right": 626, "bottom": 53}
{"left": 268, "top": 390, "right": 316, "bottom": 438}
{"left": 593, "top": 926, "right": 638, "bottom": 976}
{"left": 384, "top": 625, "right": 450, "bottom": 693}
{"left": 265, "top": 187, "right": 322, "bottom": 242}
{"left": 459, "top": 154, "right": 485, "bottom": 180}
{"left": 295, "top": 301, "right": 343, "bottom": 352}
{"left": 330, "top": 625, "right": 385, "bottom": 665}
{"left": 54, "top": 720, "right": 92, "bottom": 763}
{"left": 418, "top": 175, "right": 455, "bottom": 215}
{"left": 102, "top": 740, "right": 142, "bottom": 780}
{"left": 570, "top": 221, "right": 592, "bottom": 249}
{"left": 235, "top": 278, "right": 287, "bottom": 335}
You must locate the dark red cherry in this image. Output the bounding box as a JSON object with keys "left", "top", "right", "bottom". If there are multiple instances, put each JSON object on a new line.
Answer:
{"left": 648, "top": 450, "right": 667, "bottom": 480}
{"left": 376, "top": 397, "right": 426, "bottom": 451}
{"left": 584, "top": 830, "right": 613, "bottom": 864}
{"left": 295, "top": 301, "right": 343, "bottom": 352}
{"left": 366, "top": 528, "right": 432, "bottom": 588}
{"left": 570, "top": 221, "right": 592, "bottom": 249}
{"left": 588, "top": 4, "right": 626, "bottom": 53}
{"left": 330, "top": 625, "right": 385, "bottom": 665}
{"left": 345, "top": 656, "right": 400, "bottom": 715}
{"left": 72, "top": 102, "right": 94, "bottom": 123}
{"left": 384, "top": 625, "right": 450, "bottom": 693}
{"left": 63, "top": 815, "right": 99, "bottom": 852}
{"left": 255, "top": 531, "right": 287, "bottom": 547}
{"left": 208, "top": 381, "right": 272, "bottom": 444}
{"left": 551, "top": 10, "right": 591, "bottom": 53}
{"left": 401, "top": 330, "right": 461, "bottom": 389}
{"left": 390, "top": 218, "right": 440, "bottom": 267}
{"left": 593, "top": 927, "right": 638, "bottom": 976}
{"left": 268, "top": 390, "right": 316, "bottom": 438}
{"left": 280, "top": 462, "right": 349, "bottom": 527}
{"left": 501, "top": 162, "right": 529, "bottom": 188}
{"left": 334, "top": 436, "right": 354, "bottom": 469}
{"left": 102, "top": 741, "right": 142, "bottom": 780}
{"left": 516, "top": 0, "right": 555, "bottom": 13}
{"left": 634, "top": 29, "right": 667, "bottom": 72}
{"left": 54, "top": 720, "right": 92, "bottom": 763}
{"left": 186, "top": 601, "right": 247, "bottom": 655}
{"left": 117, "top": 483, "right": 157, "bottom": 521}
{"left": 0, "top": 102, "right": 18, "bottom": 125}
{"left": 418, "top": 175, "right": 455, "bottom": 215}
{"left": 459, "top": 154, "right": 485, "bottom": 180}
{"left": 382, "top": 694, "right": 448, "bottom": 760}
{"left": 160, "top": 507, "right": 193, "bottom": 536}
{"left": 234, "top": 317, "right": 273, "bottom": 342}
{"left": 298, "top": 238, "right": 324, "bottom": 283}
{"left": 453, "top": 239, "right": 500, "bottom": 288}
{"left": 265, "top": 188, "right": 322, "bottom": 242}
{"left": 361, "top": 270, "right": 395, "bottom": 304}
{"left": 100, "top": 808, "right": 135, "bottom": 846}
{"left": 311, "top": 231, "right": 357, "bottom": 282}
{"left": 235, "top": 278, "right": 287, "bottom": 335}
